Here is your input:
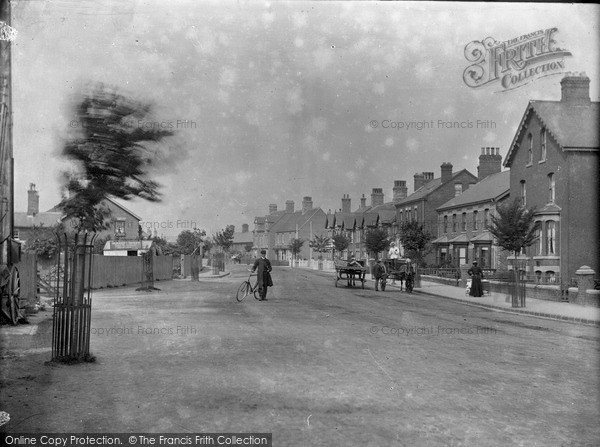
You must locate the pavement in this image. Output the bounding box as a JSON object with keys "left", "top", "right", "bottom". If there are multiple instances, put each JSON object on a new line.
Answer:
{"left": 299, "top": 266, "right": 600, "bottom": 326}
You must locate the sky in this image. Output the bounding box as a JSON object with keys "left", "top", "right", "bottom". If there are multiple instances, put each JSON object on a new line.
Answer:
{"left": 9, "top": 0, "right": 600, "bottom": 240}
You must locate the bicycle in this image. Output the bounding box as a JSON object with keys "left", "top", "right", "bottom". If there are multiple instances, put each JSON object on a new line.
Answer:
{"left": 236, "top": 271, "right": 259, "bottom": 302}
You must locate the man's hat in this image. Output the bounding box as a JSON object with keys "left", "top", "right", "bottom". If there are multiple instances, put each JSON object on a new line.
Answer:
{"left": 390, "top": 242, "right": 395, "bottom": 245}
{"left": 473, "top": 261, "right": 478, "bottom": 264}
{"left": 260, "top": 249, "right": 266, "bottom": 255}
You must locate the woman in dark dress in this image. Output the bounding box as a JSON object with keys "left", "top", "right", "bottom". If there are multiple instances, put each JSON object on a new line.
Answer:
{"left": 468, "top": 261, "right": 484, "bottom": 297}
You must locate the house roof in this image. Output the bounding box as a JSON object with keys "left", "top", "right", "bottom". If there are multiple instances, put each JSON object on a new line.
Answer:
{"left": 270, "top": 208, "right": 325, "bottom": 233}
{"left": 395, "top": 169, "right": 475, "bottom": 206}
{"left": 431, "top": 235, "right": 450, "bottom": 244}
{"left": 470, "top": 232, "right": 494, "bottom": 242}
{"left": 14, "top": 212, "right": 63, "bottom": 228}
{"left": 232, "top": 231, "right": 254, "bottom": 244}
{"left": 378, "top": 209, "right": 396, "bottom": 224}
{"left": 437, "top": 170, "right": 510, "bottom": 211}
{"left": 330, "top": 211, "right": 356, "bottom": 230}
{"left": 448, "top": 234, "right": 469, "bottom": 243}
{"left": 505, "top": 100, "right": 600, "bottom": 167}
{"left": 47, "top": 196, "right": 142, "bottom": 221}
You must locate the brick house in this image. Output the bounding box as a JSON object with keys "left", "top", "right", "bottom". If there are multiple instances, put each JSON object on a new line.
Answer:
{"left": 433, "top": 150, "right": 510, "bottom": 269}
{"left": 394, "top": 164, "right": 478, "bottom": 265}
{"left": 13, "top": 184, "right": 62, "bottom": 246}
{"left": 503, "top": 73, "right": 599, "bottom": 283}
{"left": 253, "top": 197, "right": 328, "bottom": 262}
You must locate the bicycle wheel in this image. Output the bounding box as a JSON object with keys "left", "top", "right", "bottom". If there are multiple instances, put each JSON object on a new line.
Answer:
{"left": 252, "top": 281, "right": 260, "bottom": 300}
{"left": 236, "top": 281, "right": 250, "bottom": 302}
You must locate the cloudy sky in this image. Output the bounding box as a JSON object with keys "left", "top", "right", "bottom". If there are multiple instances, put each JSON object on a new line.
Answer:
{"left": 10, "top": 1, "right": 600, "bottom": 239}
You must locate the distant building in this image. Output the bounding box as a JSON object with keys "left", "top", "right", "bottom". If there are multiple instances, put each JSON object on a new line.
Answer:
{"left": 13, "top": 184, "right": 63, "bottom": 246}
{"left": 231, "top": 224, "right": 253, "bottom": 255}
{"left": 503, "top": 73, "right": 599, "bottom": 282}
{"left": 253, "top": 197, "right": 328, "bottom": 262}
{"left": 394, "top": 164, "right": 478, "bottom": 264}
{"left": 102, "top": 239, "right": 155, "bottom": 256}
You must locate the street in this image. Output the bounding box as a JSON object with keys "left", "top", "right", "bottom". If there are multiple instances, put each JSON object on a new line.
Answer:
{"left": 1, "top": 265, "right": 599, "bottom": 446}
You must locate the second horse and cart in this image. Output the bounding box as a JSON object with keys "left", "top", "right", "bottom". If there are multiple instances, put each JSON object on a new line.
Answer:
{"left": 334, "top": 258, "right": 414, "bottom": 292}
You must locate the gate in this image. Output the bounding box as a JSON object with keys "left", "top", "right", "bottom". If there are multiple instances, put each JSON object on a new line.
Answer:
{"left": 51, "top": 232, "right": 96, "bottom": 362}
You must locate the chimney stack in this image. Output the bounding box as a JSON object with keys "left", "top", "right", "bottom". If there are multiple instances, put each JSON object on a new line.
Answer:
{"left": 393, "top": 180, "right": 407, "bottom": 203}
{"left": 27, "top": 183, "right": 39, "bottom": 216}
{"left": 341, "top": 194, "right": 351, "bottom": 213}
{"left": 371, "top": 188, "right": 384, "bottom": 207}
{"left": 285, "top": 200, "right": 295, "bottom": 213}
{"left": 269, "top": 204, "right": 278, "bottom": 214}
{"left": 302, "top": 196, "right": 313, "bottom": 213}
{"left": 441, "top": 163, "right": 453, "bottom": 184}
{"left": 414, "top": 173, "right": 426, "bottom": 192}
{"left": 360, "top": 194, "right": 366, "bottom": 209}
{"left": 423, "top": 172, "right": 434, "bottom": 181}
{"left": 561, "top": 72, "right": 590, "bottom": 104}
{"left": 242, "top": 224, "right": 249, "bottom": 233}
{"left": 477, "top": 147, "right": 502, "bottom": 181}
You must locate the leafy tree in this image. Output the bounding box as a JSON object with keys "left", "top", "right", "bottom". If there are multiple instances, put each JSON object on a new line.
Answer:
{"left": 289, "top": 238, "right": 304, "bottom": 262}
{"left": 489, "top": 199, "right": 537, "bottom": 307}
{"left": 26, "top": 224, "right": 62, "bottom": 259}
{"left": 365, "top": 228, "right": 390, "bottom": 260}
{"left": 398, "top": 221, "right": 433, "bottom": 265}
{"left": 309, "top": 234, "right": 331, "bottom": 260}
{"left": 176, "top": 229, "right": 205, "bottom": 255}
{"left": 92, "top": 234, "right": 112, "bottom": 255}
{"left": 489, "top": 199, "right": 537, "bottom": 257}
{"left": 57, "top": 82, "right": 174, "bottom": 231}
{"left": 332, "top": 233, "right": 350, "bottom": 258}
{"left": 152, "top": 236, "right": 179, "bottom": 256}
{"left": 243, "top": 242, "right": 254, "bottom": 253}
{"left": 213, "top": 225, "right": 235, "bottom": 252}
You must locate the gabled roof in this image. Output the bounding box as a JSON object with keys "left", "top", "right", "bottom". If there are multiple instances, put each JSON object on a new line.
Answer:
{"left": 270, "top": 208, "right": 325, "bottom": 233}
{"left": 395, "top": 169, "right": 476, "bottom": 206}
{"left": 537, "top": 203, "right": 562, "bottom": 214}
{"left": 437, "top": 170, "right": 510, "bottom": 211}
{"left": 361, "top": 211, "right": 379, "bottom": 228}
{"left": 505, "top": 100, "right": 600, "bottom": 167}
{"left": 330, "top": 211, "right": 356, "bottom": 230}
{"left": 378, "top": 209, "right": 396, "bottom": 225}
{"left": 47, "top": 196, "right": 142, "bottom": 221}
{"left": 14, "top": 211, "right": 63, "bottom": 228}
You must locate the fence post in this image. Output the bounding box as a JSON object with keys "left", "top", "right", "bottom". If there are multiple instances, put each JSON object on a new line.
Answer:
{"left": 573, "top": 266, "right": 595, "bottom": 306}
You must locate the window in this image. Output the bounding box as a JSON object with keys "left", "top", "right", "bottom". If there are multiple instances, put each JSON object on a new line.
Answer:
{"left": 454, "top": 183, "right": 462, "bottom": 197}
{"left": 443, "top": 215, "right": 448, "bottom": 234}
{"left": 473, "top": 210, "right": 478, "bottom": 231}
{"left": 548, "top": 173, "right": 555, "bottom": 203}
{"left": 520, "top": 180, "right": 526, "bottom": 206}
{"left": 414, "top": 206, "right": 418, "bottom": 222}
{"left": 540, "top": 128, "right": 547, "bottom": 161}
{"left": 461, "top": 212, "right": 466, "bottom": 231}
{"left": 534, "top": 221, "right": 542, "bottom": 255}
{"left": 483, "top": 209, "right": 489, "bottom": 230}
{"left": 546, "top": 221, "right": 556, "bottom": 255}
{"left": 399, "top": 211, "right": 403, "bottom": 222}
{"left": 527, "top": 133, "right": 533, "bottom": 165}
{"left": 452, "top": 214, "right": 457, "bottom": 232}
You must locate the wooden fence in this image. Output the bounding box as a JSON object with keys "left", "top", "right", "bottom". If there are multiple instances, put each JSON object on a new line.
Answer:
{"left": 17, "top": 252, "right": 37, "bottom": 309}
{"left": 88, "top": 255, "right": 173, "bottom": 289}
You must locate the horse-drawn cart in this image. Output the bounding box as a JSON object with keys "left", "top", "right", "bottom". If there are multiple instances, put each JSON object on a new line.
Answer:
{"left": 334, "top": 259, "right": 367, "bottom": 288}
{"left": 381, "top": 258, "right": 415, "bottom": 293}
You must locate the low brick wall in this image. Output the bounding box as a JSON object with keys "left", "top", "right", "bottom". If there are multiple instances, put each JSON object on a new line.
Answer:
{"left": 422, "top": 275, "right": 569, "bottom": 302}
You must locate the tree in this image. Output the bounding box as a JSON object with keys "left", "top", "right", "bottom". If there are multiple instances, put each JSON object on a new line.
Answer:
{"left": 398, "top": 221, "right": 433, "bottom": 265}
{"left": 176, "top": 229, "right": 205, "bottom": 255}
{"left": 489, "top": 199, "right": 537, "bottom": 307}
{"left": 365, "top": 228, "right": 390, "bottom": 260}
{"left": 213, "top": 225, "right": 235, "bottom": 252}
{"left": 57, "top": 82, "right": 174, "bottom": 231}
{"left": 243, "top": 242, "right": 254, "bottom": 253}
{"left": 25, "top": 224, "right": 62, "bottom": 259}
{"left": 309, "top": 234, "right": 331, "bottom": 260}
{"left": 332, "top": 233, "right": 350, "bottom": 259}
{"left": 489, "top": 199, "right": 537, "bottom": 257}
{"left": 152, "top": 236, "right": 179, "bottom": 256}
{"left": 289, "top": 238, "right": 304, "bottom": 263}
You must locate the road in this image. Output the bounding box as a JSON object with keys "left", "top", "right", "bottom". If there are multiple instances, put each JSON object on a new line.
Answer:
{"left": 1, "top": 265, "right": 599, "bottom": 446}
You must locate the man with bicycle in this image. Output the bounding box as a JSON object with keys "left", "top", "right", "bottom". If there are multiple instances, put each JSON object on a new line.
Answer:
{"left": 251, "top": 249, "right": 273, "bottom": 301}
